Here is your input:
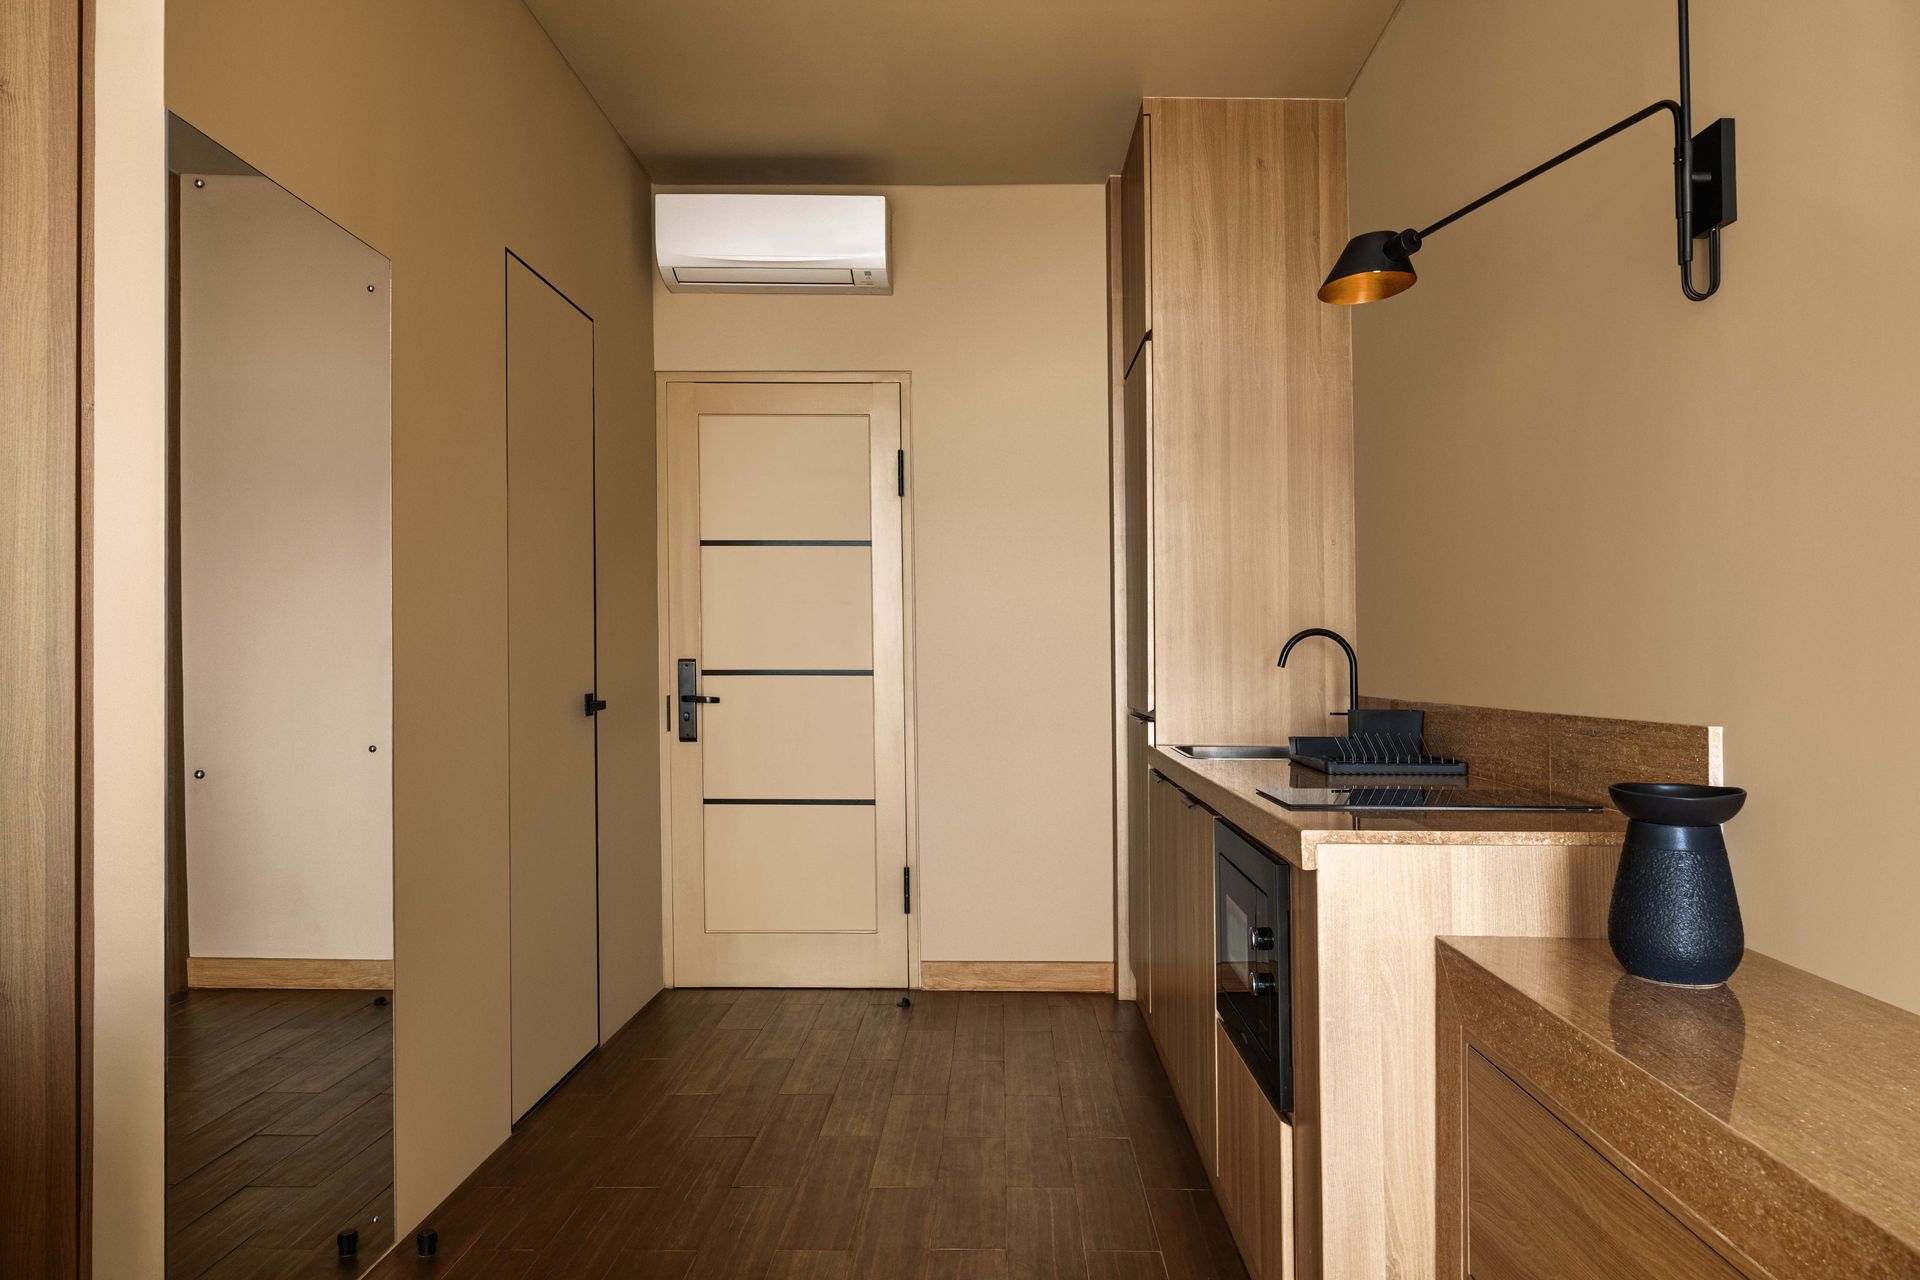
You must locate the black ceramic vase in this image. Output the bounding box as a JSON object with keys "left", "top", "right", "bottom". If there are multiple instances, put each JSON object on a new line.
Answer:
{"left": 1607, "top": 782, "right": 1748, "bottom": 987}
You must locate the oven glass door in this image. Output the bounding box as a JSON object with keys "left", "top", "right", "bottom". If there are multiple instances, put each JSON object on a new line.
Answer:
{"left": 1217, "top": 860, "right": 1262, "bottom": 1000}
{"left": 1216, "top": 855, "right": 1274, "bottom": 1048}
{"left": 1216, "top": 821, "right": 1291, "bottom": 1115}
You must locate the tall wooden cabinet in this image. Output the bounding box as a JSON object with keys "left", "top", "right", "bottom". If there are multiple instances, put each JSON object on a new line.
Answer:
{"left": 1115, "top": 97, "right": 1355, "bottom": 752}
{"left": 1115, "top": 96, "right": 1355, "bottom": 998}
{"left": 1113, "top": 96, "right": 1353, "bottom": 1280}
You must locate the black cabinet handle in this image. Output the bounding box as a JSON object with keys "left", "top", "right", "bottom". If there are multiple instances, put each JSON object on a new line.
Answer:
{"left": 1128, "top": 709, "right": 1156, "bottom": 723}
{"left": 584, "top": 693, "right": 608, "bottom": 717}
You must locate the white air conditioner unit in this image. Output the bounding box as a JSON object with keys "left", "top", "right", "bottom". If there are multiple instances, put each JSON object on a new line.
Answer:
{"left": 654, "top": 193, "right": 891, "bottom": 294}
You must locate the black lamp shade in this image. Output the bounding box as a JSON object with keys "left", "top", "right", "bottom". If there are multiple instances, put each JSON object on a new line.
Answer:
{"left": 1317, "top": 230, "right": 1418, "bottom": 305}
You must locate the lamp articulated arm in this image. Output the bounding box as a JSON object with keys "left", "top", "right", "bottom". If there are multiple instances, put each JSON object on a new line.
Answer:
{"left": 1320, "top": 0, "right": 1735, "bottom": 305}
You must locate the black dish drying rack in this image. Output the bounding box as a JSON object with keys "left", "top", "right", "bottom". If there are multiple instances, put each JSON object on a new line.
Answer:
{"left": 1287, "top": 733, "right": 1468, "bottom": 777}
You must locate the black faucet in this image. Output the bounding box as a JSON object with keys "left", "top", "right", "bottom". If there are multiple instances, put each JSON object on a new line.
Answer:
{"left": 1277, "top": 627, "right": 1358, "bottom": 719}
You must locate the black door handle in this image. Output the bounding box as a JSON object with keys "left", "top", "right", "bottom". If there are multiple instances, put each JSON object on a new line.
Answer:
{"left": 685, "top": 694, "right": 721, "bottom": 705}
{"left": 584, "top": 693, "right": 608, "bottom": 717}
{"left": 1128, "top": 709, "right": 1155, "bottom": 723}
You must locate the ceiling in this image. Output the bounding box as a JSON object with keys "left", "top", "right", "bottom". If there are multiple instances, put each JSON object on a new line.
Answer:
{"left": 523, "top": 0, "right": 1404, "bottom": 186}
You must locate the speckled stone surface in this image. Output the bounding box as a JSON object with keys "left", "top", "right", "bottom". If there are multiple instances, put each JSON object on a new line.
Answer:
{"left": 1438, "top": 937, "right": 1920, "bottom": 1279}
{"left": 1149, "top": 748, "right": 1621, "bottom": 869}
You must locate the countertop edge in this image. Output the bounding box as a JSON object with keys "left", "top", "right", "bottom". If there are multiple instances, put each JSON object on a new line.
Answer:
{"left": 1148, "top": 747, "right": 1621, "bottom": 872}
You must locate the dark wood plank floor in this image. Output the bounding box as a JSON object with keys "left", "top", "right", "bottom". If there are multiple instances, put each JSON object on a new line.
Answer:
{"left": 167, "top": 987, "right": 395, "bottom": 1279}
{"left": 367, "top": 988, "right": 1247, "bottom": 1279}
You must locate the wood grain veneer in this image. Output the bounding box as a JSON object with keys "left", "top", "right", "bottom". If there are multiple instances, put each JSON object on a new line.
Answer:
{"left": 1362, "top": 696, "right": 1721, "bottom": 802}
{"left": 1304, "top": 842, "right": 1619, "bottom": 1279}
{"left": 919, "top": 962, "right": 1114, "bottom": 994}
{"left": 3, "top": 0, "right": 87, "bottom": 1269}
{"left": 1141, "top": 774, "right": 1218, "bottom": 1177}
{"left": 1437, "top": 937, "right": 1920, "bottom": 1280}
{"left": 185, "top": 957, "right": 396, "bottom": 990}
{"left": 1463, "top": 1049, "right": 1741, "bottom": 1280}
{"left": 1216, "top": 1022, "right": 1293, "bottom": 1280}
{"left": 1142, "top": 97, "right": 1355, "bottom": 749}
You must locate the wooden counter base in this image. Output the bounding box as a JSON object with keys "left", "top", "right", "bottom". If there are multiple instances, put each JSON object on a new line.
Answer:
{"left": 1437, "top": 937, "right": 1920, "bottom": 1280}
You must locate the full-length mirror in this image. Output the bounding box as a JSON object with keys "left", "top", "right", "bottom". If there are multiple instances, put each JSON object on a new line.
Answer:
{"left": 164, "top": 115, "right": 396, "bottom": 1278}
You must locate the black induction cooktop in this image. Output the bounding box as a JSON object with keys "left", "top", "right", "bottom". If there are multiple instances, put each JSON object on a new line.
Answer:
{"left": 1258, "top": 783, "right": 1603, "bottom": 813}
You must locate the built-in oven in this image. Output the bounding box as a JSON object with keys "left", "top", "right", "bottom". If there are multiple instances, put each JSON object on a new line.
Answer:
{"left": 1215, "top": 819, "right": 1291, "bottom": 1115}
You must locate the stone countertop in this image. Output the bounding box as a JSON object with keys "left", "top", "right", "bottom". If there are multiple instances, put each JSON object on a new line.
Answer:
{"left": 1149, "top": 746, "right": 1622, "bottom": 870}
{"left": 1438, "top": 935, "right": 1920, "bottom": 1278}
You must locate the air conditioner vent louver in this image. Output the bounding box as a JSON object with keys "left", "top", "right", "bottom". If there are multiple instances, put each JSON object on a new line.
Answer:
{"left": 655, "top": 194, "right": 890, "bottom": 295}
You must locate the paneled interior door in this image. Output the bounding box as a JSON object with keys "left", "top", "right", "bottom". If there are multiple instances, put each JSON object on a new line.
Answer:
{"left": 664, "top": 377, "right": 908, "bottom": 988}
{"left": 506, "top": 255, "right": 600, "bottom": 1120}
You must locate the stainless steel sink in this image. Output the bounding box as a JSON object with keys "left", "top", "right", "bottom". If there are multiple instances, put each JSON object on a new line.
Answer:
{"left": 1169, "top": 744, "right": 1292, "bottom": 760}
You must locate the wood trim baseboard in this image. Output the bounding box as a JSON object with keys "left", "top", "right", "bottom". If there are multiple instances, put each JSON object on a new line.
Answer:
{"left": 920, "top": 961, "right": 1115, "bottom": 993}
{"left": 186, "top": 957, "right": 394, "bottom": 990}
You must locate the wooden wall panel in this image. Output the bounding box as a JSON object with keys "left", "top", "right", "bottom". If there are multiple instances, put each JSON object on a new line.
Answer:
{"left": 1362, "top": 696, "right": 1721, "bottom": 802}
{"left": 1, "top": 0, "right": 86, "bottom": 1271}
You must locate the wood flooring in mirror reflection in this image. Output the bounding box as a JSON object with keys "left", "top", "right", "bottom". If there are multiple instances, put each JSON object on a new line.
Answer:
{"left": 166, "top": 987, "right": 395, "bottom": 1278}
{"left": 366, "top": 987, "right": 1246, "bottom": 1279}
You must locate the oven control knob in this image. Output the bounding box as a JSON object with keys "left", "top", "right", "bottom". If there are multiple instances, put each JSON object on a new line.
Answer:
{"left": 1249, "top": 926, "right": 1276, "bottom": 951}
{"left": 1251, "top": 972, "right": 1277, "bottom": 996}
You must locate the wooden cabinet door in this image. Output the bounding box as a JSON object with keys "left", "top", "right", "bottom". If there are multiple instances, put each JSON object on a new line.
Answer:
{"left": 1178, "top": 801, "right": 1217, "bottom": 1172}
{"left": 1217, "top": 1022, "right": 1293, "bottom": 1280}
{"left": 1145, "top": 781, "right": 1221, "bottom": 1174}
{"left": 1145, "top": 773, "right": 1178, "bottom": 1038}
{"left": 1126, "top": 717, "right": 1153, "bottom": 1003}
{"left": 1127, "top": 98, "right": 1355, "bottom": 747}
{"left": 1120, "top": 112, "right": 1151, "bottom": 368}
{"left": 1465, "top": 1051, "right": 1744, "bottom": 1280}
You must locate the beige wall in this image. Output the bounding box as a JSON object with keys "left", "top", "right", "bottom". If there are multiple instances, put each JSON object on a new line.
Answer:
{"left": 1348, "top": 0, "right": 1920, "bottom": 1010}
{"left": 166, "top": 0, "right": 662, "bottom": 1229}
{"left": 655, "top": 185, "right": 1115, "bottom": 965}
{"left": 93, "top": 0, "right": 169, "bottom": 1271}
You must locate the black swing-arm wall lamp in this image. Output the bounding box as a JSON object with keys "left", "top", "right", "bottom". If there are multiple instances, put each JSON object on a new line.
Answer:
{"left": 1320, "top": 0, "right": 1736, "bottom": 305}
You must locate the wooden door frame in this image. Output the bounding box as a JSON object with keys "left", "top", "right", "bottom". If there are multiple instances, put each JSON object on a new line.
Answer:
{"left": 3, "top": 0, "right": 92, "bottom": 1269}
{"left": 653, "top": 371, "right": 921, "bottom": 990}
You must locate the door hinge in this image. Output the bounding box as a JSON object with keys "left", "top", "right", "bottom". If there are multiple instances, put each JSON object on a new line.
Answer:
{"left": 896, "top": 449, "right": 906, "bottom": 497}
{"left": 903, "top": 866, "right": 912, "bottom": 914}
